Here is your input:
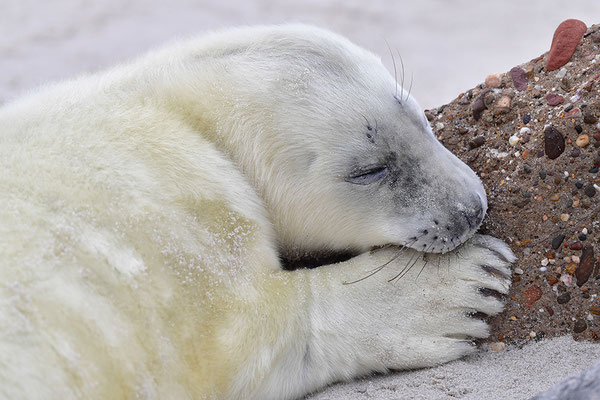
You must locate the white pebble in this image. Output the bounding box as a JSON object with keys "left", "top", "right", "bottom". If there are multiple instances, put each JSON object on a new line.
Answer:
{"left": 514, "top": 267, "right": 524, "bottom": 275}
{"left": 572, "top": 255, "right": 580, "bottom": 264}
{"left": 541, "top": 258, "right": 549, "bottom": 266}
{"left": 540, "top": 267, "right": 547, "bottom": 272}
{"left": 582, "top": 228, "right": 588, "bottom": 234}
{"left": 509, "top": 135, "right": 520, "bottom": 146}
{"left": 519, "top": 127, "right": 531, "bottom": 135}
{"left": 560, "top": 274, "right": 573, "bottom": 287}
{"left": 556, "top": 68, "right": 567, "bottom": 79}
{"left": 529, "top": 331, "right": 537, "bottom": 338}
{"left": 435, "top": 122, "right": 445, "bottom": 130}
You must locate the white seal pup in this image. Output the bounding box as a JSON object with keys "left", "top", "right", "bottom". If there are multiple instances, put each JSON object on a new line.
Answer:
{"left": 0, "top": 25, "right": 514, "bottom": 400}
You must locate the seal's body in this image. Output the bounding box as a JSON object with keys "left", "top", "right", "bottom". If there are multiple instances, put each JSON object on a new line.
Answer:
{"left": 0, "top": 25, "right": 513, "bottom": 399}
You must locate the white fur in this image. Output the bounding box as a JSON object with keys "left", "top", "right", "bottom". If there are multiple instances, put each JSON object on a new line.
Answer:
{"left": 0, "top": 25, "right": 514, "bottom": 399}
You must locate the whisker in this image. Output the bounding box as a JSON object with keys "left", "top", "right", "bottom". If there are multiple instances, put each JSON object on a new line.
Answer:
{"left": 396, "top": 50, "right": 405, "bottom": 100}
{"left": 384, "top": 39, "right": 398, "bottom": 99}
{"left": 406, "top": 72, "right": 414, "bottom": 102}
{"left": 342, "top": 240, "right": 416, "bottom": 285}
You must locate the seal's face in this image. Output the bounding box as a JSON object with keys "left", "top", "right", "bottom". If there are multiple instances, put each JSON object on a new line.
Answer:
{"left": 227, "top": 27, "right": 486, "bottom": 256}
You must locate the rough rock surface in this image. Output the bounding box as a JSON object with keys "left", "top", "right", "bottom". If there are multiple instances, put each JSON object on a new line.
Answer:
{"left": 427, "top": 20, "right": 600, "bottom": 344}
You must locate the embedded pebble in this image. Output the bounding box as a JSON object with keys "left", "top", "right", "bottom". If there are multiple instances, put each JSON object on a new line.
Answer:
{"left": 557, "top": 292, "right": 571, "bottom": 304}
{"left": 509, "top": 135, "right": 520, "bottom": 146}
{"left": 551, "top": 234, "right": 565, "bottom": 249}
{"left": 493, "top": 96, "right": 511, "bottom": 115}
{"left": 546, "top": 93, "right": 565, "bottom": 106}
{"left": 509, "top": 67, "right": 528, "bottom": 91}
{"left": 485, "top": 73, "right": 503, "bottom": 88}
{"left": 576, "top": 246, "right": 595, "bottom": 287}
{"left": 546, "top": 19, "right": 587, "bottom": 71}
{"left": 522, "top": 113, "right": 531, "bottom": 124}
{"left": 524, "top": 285, "right": 542, "bottom": 308}
{"left": 469, "top": 136, "right": 485, "bottom": 149}
{"left": 544, "top": 126, "right": 565, "bottom": 159}
{"left": 576, "top": 134, "right": 590, "bottom": 147}
{"left": 472, "top": 89, "right": 491, "bottom": 120}
{"left": 584, "top": 184, "right": 596, "bottom": 197}
{"left": 490, "top": 342, "right": 506, "bottom": 352}
{"left": 573, "top": 319, "right": 588, "bottom": 333}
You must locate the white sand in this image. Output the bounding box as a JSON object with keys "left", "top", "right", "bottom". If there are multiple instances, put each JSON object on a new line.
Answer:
{"left": 2, "top": 1, "right": 600, "bottom": 398}
{"left": 307, "top": 337, "right": 600, "bottom": 399}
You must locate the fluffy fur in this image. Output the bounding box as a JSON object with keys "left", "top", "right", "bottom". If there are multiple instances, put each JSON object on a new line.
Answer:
{"left": 0, "top": 25, "right": 514, "bottom": 399}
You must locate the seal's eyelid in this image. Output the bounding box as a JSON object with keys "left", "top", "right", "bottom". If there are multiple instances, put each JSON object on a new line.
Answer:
{"left": 345, "top": 166, "right": 388, "bottom": 185}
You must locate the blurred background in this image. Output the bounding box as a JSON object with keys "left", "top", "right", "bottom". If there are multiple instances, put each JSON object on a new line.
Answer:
{"left": 2, "top": 0, "right": 600, "bottom": 109}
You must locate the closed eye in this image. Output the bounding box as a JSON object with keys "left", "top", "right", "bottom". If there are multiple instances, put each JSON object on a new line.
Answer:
{"left": 345, "top": 166, "right": 387, "bottom": 185}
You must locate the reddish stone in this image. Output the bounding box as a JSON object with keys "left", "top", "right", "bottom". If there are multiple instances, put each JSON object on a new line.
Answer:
{"left": 509, "top": 67, "right": 528, "bottom": 91}
{"left": 546, "top": 19, "right": 587, "bottom": 71}
{"left": 565, "top": 108, "right": 582, "bottom": 118}
{"left": 524, "top": 285, "right": 542, "bottom": 308}
{"left": 546, "top": 94, "right": 565, "bottom": 106}
{"left": 570, "top": 241, "right": 583, "bottom": 250}
{"left": 576, "top": 246, "right": 595, "bottom": 287}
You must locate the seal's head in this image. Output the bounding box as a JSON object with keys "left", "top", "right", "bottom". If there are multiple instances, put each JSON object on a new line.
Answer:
{"left": 209, "top": 25, "right": 486, "bottom": 256}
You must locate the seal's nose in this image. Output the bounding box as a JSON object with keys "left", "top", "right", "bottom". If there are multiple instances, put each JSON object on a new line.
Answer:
{"left": 463, "top": 195, "right": 485, "bottom": 229}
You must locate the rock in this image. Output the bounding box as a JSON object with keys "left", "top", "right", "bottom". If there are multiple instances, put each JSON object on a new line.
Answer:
{"left": 570, "top": 242, "right": 583, "bottom": 250}
{"left": 576, "top": 246, "right": 595, "bottom": 287}
{"left": 575, "top": 134, "right": 590, "bottom": 147}
{"left": 574, "top": 125, "right": 583, "bottom": 133}
{"left": 509, "top": 67, "right": 528, "bottom": 91}
{"left": 472, "top": 89, "right": 491, "bottom": 120}
{"left": 546, "top": 275, "right": 559, "bottom": 285}
{"left": 485, "top": 73, "right": 503, "bottom": 88}
{"left": 546, "top": 19, "right": 587, "bottom": 71}
{"left": 551, "top": 234, "right": 565, "bottom": 249}
{"left": 583, "top": 108, "right": 598, "bottom": 124}
{"left": 469, "top": 136, "right": 485, "bottom": 149}
{"left": 546, "top": 93, "right": 565, "bottom": 106}
{"left": 509, "top": 135, "right": 520, "bottom": 146}
{"left": 556, "top": 292, "right": 571, "bottom": 304}
{"left": 544, "top": 126, "right": 565, "bottom": 159}
{"left": 565, "top": 108, "right": 582, "bottom": 118}
{"left": 523, "top": 113, "right": 531, "bottom": 124}
{"left": 493, "top": 95, "right": 512, "bottom": 115}
{"left": 584, "top": 184, "right": 596, "bottom": 198}
{"left": 524, "top": 285, "right": 542, "bottom": 308}
{"left": 573, "top": 319, "right": 587, "bottom": 333}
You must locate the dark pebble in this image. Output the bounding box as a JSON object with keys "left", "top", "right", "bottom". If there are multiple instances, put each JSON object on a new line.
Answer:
{"left": 469, "top": 136, "right": 485, "bottom": 149}
{"left": 539, "top": 170, "right": 547, "bottom": 180}
{"left": 522, "top": 191, "right": 532, "bottom": 198}
{"left": 584, "top": 109, "right": 598, "bottom": 124}
{"left": 557, "top": 292, "right": 571, "bottom": 304}
{"left": 576, "top": 246, "right": 595, "bottom": 287}
{"left": 590, "top": 167, "right": 599, "bottom": 173}
{"left": 551, "top": 234, "right": 565, "bottom": 249}
{"left": 509, "top": 67, "right": 528, "bottom": 91}
{"left": 573, "top": 319, "right": 588, "bottom": 334}
{"left": 583, "top": 292, "right": 590, "bottom": 299}
{"left": 544, "top": 126, "right": 565, "bottom": 159}
{"left": 472, "top": 89, "right": 491, "bottom": 120}
{"left": 524, "top": 165, "right": 532, "bottom": 174}
{"left": 513, "top": 199, "right": 530, "bottom": 208}
{"left": 575, "top": 125, "right": 583, "bottom": 133}
{"left": 571, "top": 149, "right": 581, "bottom": 157}
{"left": 523, "top": 113, "right": 531, "bottom": 124}
{"left": 579, "top": 234, "right": 587, "bottom": 241}
{"left": 576, "top": 181, "right": 583, "bottom": 189}
{"left": 564, "top": 104, "right": 574, "bottom": 112}
{"left": 584, "top": 184, "right": 596, "bottom": 197}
